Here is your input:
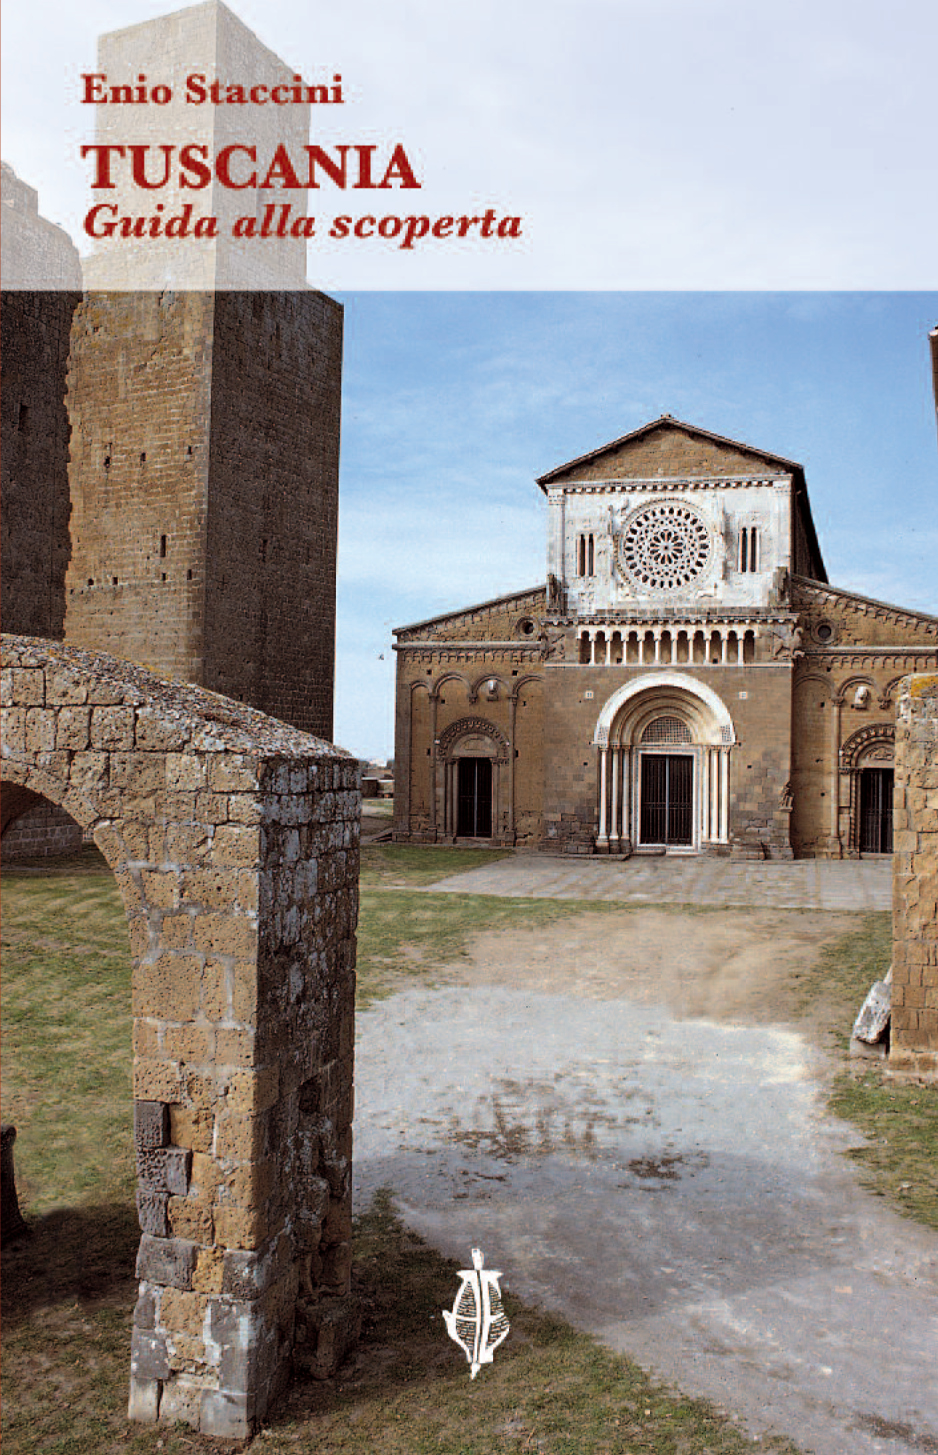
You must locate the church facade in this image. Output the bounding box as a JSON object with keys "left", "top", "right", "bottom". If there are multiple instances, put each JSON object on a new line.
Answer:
{"left": 393, "top": 416, "right": 938, "bottom": 858}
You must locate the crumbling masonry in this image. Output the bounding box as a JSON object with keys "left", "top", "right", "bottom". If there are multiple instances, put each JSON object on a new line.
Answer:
{"left": 1, "top": 636, "right": 360, "bottom": 1437}
{"left": 892, "top": 674, "right": 938, "bottom": 1078}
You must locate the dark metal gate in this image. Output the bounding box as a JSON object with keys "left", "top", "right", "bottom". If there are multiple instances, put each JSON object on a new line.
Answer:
{"left": 457, "top": 757, "right": 493, "bottom": 838}
{"left": 859, "top": 768, "right": 893, "bottom": 853}
{"left": 640, "top": 754, "right": 693, "bottom": 846}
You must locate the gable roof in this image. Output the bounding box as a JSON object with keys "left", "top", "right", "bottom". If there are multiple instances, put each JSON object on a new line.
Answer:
{"left": 393, "top": 584, "right": 546, "bottom": 639}
{"left": 536, "top": 414, "right": 805, "bottom": 488}
{"left": 536, "top": 413, "right": 827, "bottom": 583}
{"left": 790, "top": 577, "right": 938, "bottom": 632}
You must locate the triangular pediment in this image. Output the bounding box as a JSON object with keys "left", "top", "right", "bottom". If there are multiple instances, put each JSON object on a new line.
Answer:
{"left": 537, "top": 416, "right": 803, "bottom": 488}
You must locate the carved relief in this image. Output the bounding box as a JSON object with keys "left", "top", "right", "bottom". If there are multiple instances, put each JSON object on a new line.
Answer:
{"left": 438, "top": 717, "right": 510, "bottom": 762}
{"left": 771, "top": 622, "right": 804, "bottom": 660}
{"left": 539, "top": 624, "right": 568, "bottom": 661}
{"left": 840, "top": 722, "right": 895, "bottom": 770}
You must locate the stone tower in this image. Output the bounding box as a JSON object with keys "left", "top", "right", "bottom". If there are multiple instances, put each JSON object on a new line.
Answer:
{"left": 1, "top": 163, "right": 82, "bottom": 640}
{"left": 65, "top": 3, "right": 342, "bottom": 741}
{"left": 81, "top": 0, "right": 310, "bottom": 290}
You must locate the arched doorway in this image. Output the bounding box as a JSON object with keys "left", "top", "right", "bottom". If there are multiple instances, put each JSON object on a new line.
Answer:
{"left": 438, "top": 717, "right": 509, "bottom": 841}
{"left": 841, "top": 724, "right": 895, "bottom": 855}
{"left": 593, "top": 674, "right": 736, "bottom": 853}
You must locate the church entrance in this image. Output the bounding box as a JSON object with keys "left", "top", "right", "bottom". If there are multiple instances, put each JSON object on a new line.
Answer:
{"left": 592, "top": 675, "right": 736, "bottom": 855}
{"left": 639, "top": 753, "right": 693, "bottom": 846}
{"left": 858, "top": 767, "right": 893, "bottom": 854}
{"left": 456, "top": 757, "right": 493, "bottom": 838}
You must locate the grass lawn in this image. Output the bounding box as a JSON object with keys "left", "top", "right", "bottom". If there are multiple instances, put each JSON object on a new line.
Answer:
{"left": 788, "top": 912, "right": 938, "bottom": 1231}
{"left": 2, "top": 843, "right": 934, "bottom": 1451}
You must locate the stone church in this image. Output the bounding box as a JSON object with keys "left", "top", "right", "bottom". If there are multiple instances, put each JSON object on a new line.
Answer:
{"left": 393, "top": 415, "right": 938, "bottom": 858}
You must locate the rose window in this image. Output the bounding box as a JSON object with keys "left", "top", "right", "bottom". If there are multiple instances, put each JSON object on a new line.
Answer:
{"left": 620, "top": 503, "right": 711, "bottom": 590}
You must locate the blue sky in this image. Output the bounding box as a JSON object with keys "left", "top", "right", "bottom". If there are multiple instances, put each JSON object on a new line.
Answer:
{"left": 334, "top": 293, "right": 938, "bottom": 760}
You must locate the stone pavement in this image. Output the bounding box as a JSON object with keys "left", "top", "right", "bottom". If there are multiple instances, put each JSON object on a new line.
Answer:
{"left": 355, "top": 982, "right": 938, "bottom": 1455}
{"left": 425, "top": 852, "right": 893, "bottom": 910}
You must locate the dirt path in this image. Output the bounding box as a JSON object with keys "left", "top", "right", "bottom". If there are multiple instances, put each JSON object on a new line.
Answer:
{"left": 354, "top": 906, "right": 938, "bottom": 1455}
{"left": 435, "top": 906, "right": 855, "bottom": 1023}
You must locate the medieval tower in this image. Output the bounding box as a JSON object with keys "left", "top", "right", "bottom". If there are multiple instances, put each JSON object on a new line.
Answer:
{"left": 63, "top": 2, "right": 342, "bottom": 741}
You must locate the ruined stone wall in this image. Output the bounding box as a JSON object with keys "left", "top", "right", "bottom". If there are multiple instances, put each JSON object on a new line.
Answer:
{"left": 1, "top": 636, "right": 359, "bottom": 1437}
{"left": 892, "top": 674, "right": 938, "bottom": 1078}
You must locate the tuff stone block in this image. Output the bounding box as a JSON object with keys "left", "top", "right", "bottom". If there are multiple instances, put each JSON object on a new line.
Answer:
{"left": 133, "top": 1285, "right": 158, "bottom": 1331}
{"left": 135, "top": 1235, "right": 198, "bottom": 1291}
{"left": 136, "top": 1190, "right": 170, "bottom": 1237}
{"left": 295, "top": 1293, "right": 362, "bottom": 1380}
{"left": 135, "top": 1146, "right": 191, "bottom": 1196}
{"left": 131, "top": 1328, "right": 170, "bottom": 1382}
{"left": 134, "top": 1100, "right": 169, "bottom": 1151}
{"left": 126, "top": 1376, "right": 162, "bottom": 1424}
{"left": 199, "top": 1389, "right": 256, "bottom": 1441}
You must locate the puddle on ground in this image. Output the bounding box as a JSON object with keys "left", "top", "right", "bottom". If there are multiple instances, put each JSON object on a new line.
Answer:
{"left": 409, "top": 1070, "right": 713, "bottom": 1196}
{"left": 444, "top": 1075, "right": 650, "bottom": 1165}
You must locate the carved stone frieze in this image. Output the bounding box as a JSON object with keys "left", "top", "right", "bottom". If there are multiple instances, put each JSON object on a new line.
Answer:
{"left": 839, "top": 722, "right": 895, "bottom": 770}
{"left": 437, "top": 716, "right": 510, "bottom": 762}
{"left": 563, "top": 476, "right": 786, "bottom": 494}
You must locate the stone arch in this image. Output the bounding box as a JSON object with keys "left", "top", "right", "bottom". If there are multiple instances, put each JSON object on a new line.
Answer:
{"left": 438, "top": 715, "right": 510, "bottom": 762}
{"left": 593, "top": 672, "right": 736, "bottom": 748}
{"left": 431, "top": 670, "right": 472, "bottom": 699}
{"left": 1, "top": 636, "right": 359, "bottom": 1438}
{"left": 840, "top": 722, "right": 896, "bottom": 771}
{"left": 469, "top": 670, "right": 510, "bottom": 703}
{"left": 793, "top": 670, "right": 833, "bottom": 698}
{"left": 510, "top": 672, "right": 543, "bottom": 700}
{"left": 591, "top": 674, "right": 735, "bottom": 852}
{"left": 879, "top": 676, "right": 906, "bottom": 709}
{"left": 834, "top": 673, "right": 877, "bottom": 705}
{"left": 840, "top": 722, "right": 896, "bottom": 855}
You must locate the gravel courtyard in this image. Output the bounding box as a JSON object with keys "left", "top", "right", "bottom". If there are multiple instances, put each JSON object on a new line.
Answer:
{"left": 354, "top": 859, "right": 937, "bottom": 1455}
